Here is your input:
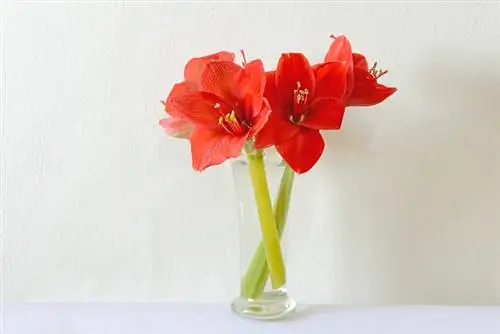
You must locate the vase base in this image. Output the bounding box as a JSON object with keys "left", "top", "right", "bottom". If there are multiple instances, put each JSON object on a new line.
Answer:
{"left": 231, "top": 288, "right": 296, "bottom": 320}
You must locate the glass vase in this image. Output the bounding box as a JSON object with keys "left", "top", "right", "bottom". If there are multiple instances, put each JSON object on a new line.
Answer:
{"left": 230, "top": 149, "right": 296, "bottom": 320}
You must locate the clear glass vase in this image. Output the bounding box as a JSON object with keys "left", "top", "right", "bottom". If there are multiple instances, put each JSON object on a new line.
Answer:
{"left": 230, "top": 149, "right": 296, "bottom": 320}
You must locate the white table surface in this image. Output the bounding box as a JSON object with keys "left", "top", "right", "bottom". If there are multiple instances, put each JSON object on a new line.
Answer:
{"left": 3, "top": 302, "right": 500, "bottom": 334}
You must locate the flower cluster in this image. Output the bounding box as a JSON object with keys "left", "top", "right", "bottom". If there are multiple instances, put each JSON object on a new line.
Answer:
{"left": 160, "top": 35, "right": 396, "bottom": 174}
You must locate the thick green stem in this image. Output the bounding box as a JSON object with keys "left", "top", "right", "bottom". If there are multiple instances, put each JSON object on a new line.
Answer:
{"left": 246, "top": 150, "right": 286, "bottom": 289}
{"left": 241, "top": 164, "right": 295, "bottom": 298}
{"left": 274, "top": 165, "right": 295, "bottom": 236}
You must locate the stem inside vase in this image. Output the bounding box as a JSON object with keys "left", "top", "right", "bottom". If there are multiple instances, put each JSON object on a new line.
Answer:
{"left": 246, "top": 149, "right": 286, "bottom": 289}
{"left": 241, "top": 163, "right": 295, "bottom": 299}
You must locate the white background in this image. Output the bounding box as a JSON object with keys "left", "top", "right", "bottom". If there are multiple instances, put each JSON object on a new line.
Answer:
{"left": 2, "top": 1, "right": 500, "bottom": 305}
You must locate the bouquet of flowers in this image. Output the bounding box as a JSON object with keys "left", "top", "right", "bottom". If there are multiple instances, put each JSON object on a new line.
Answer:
{"left": 160, "top": 35, "right": 396, "bottom": 319}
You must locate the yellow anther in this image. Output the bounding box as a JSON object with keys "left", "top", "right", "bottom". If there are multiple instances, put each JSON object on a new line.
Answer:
{"left": 229, "top": 110, "right": 237, "bottom": 122}
{"left": 293, "top": 81, "right": 309, "bottom": 104}
{"left": 219, "top": 110, "right": 243, "bottom": 134}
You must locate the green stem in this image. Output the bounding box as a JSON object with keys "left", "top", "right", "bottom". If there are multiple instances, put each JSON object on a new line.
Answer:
{"left": 274, "top": 165, "right": 295, "bottom": 236}
{"left": 246, "top": 150, "right": 286, "bottom": 289}
{"left": 241, "top": 164, "right": 295, "bottom": 298}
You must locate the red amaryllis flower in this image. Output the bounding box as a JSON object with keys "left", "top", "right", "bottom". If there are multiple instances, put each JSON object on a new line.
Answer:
{"left": 170, "top": 59, "right": 270, "bottom": 171}
{"left": 255, "top": 53, "right": 347, "bottom": 174}
{"left": 160, "top": 51, "right": 235, "bottom": 138}
{"left": 325, "top": 35, "right": 396, "bottom": 107}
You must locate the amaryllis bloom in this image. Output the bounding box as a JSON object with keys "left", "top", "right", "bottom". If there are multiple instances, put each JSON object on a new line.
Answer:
{"left": 170, "top": 59, "right": 270, "bottom": 171}
{"left": 255, "top": 53, "right": 347, "bottom": 174}
{"left": 160, "top": 51, "right": 235, "bottom": 139}
{"left": 325, "top": 35, "right": 396, "bottom": 106}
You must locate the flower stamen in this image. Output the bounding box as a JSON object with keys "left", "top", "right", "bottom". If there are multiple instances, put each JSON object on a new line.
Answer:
{"left": 293, "top": 81, "right": 309, "bottom": 105}
{"left": 240, "top": 49, "right": 248, "bottom": 67}
{"left": 369, "top": 61, "right": 388, "bottom": 79}
{"left": 219, "top": 110, "right": 244, "bottom": 135}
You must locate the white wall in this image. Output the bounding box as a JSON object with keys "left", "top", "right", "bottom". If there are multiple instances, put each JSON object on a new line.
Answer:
{"left": 2, "top": 1, "right": 500, "bottom": 304}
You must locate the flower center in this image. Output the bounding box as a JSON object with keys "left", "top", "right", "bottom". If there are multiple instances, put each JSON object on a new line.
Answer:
{"left": 292, "top": 81, "right": 309, "bottom": 121}
{"left": 289, "top": 114, "right": 305, "bottom": 125}
{"left": 293, "top": 81, "right": 309, "bottom": 105}
{"left": 218, "top": 109, "right": 248, "bottom": 135}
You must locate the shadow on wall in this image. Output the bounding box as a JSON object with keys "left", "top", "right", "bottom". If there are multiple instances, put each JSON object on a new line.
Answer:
{"left": 319, "top": 51, "right": 500, "bottom": 304}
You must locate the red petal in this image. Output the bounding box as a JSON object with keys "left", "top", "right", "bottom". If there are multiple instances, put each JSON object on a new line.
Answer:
{"left": 314, "top": 62, "right": 347, "bottom": 100}
{"left": 235, "top": 59, "right": 266, "bottom": 119}
{"left": 248, "top": 98, "right": 271, "bottom": 138}
{"left": 347, "top": 84, "right": 397, "bottom": 107}
{"left": 184, "top": 51, "right": 235, "bottom": 84}
{"left": 200, "top": 61, "right": 241, "bottom": 103}
{"left": 324, "top": 35, "right": 353, "bottom": 66}
{"left": 352, "top": 53, "right": 368, "bottom": 70}
{"left": 254, "top": 111, "right": 299, "bottom": 149}
{"left": 323, "top": 35, "right": 354, "bottom": 97}
{"left": 301, "top": 98, "right": 345, "bottom": 130}
{"left": 189, "top": 127, "right": 247, "bottom": 171}
{"left": 346, "top": 68, "right": 397, "bottom": 106}
{"left": 276, "top": 53, "right": 316, "bottom": 108}
{"left": 235, "top": 59, "right": 265, "bottom": 99}
{"left": 159, "top": 117, "right": 193, "bottom": 139}
{"left": 169, "top": 92, "right": 231, "bottom": 127}
{"left": 164, "top": 82, "right": 196, "bottom": 118}
{"left": 263, "top": 71, "right": 279, "bottom": 110}
{"left": 276, "top": 129, "right": 325, "bottom": 174}
{"left": 254, "top": 72, "right": 300, "bottom": 148}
